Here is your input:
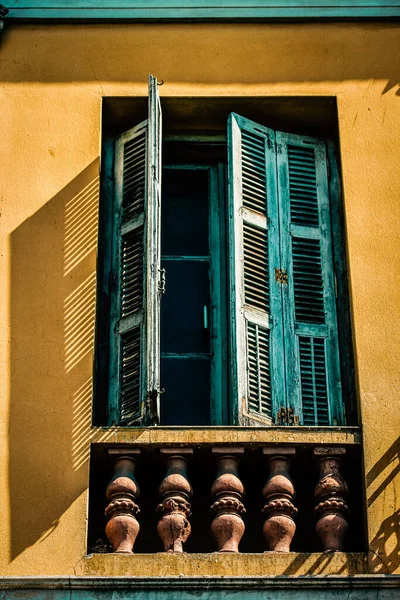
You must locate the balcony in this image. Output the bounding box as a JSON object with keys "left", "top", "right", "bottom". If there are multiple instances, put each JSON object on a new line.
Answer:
{"left": 85, "top": 426, "right": 365, "bottom": 575}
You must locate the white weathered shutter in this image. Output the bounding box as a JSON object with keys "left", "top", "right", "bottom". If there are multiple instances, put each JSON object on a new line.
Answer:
{"left": 109, "top": 74, "right": 162, "bottom": 425}
{"left": 228, "top": 113, "right": 284, "bottom": 425}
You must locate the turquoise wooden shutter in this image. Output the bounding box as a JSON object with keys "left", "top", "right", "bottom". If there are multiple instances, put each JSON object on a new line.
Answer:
{"left": 228, "top": 113, "right": 284, "bottom": 425}
{"left": 109, "top": 74, "right": 162, "bottom": 425}
{"left": 276, "top": 132, "right": 343, "bottom": 426}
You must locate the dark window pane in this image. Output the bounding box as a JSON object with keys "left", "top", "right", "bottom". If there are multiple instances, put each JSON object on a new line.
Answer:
{"left": 162, "top": 169, "right": 209, "bottom": 256}
{"left": 160, "top": 358, "right": 210, "bottom": 425}
{"left": 161, "top": 260, "right": 210, "bottom": 354}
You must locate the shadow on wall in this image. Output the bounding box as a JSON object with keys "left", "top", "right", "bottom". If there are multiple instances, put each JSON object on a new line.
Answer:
{"left": 282, "top": 551, "right": 366, "bottom": 576}
{"left": 367, "top": 437, "right": 400, "bottom": 573}
{"left": 9, "top": 159, "right": 99, "bottom": 560}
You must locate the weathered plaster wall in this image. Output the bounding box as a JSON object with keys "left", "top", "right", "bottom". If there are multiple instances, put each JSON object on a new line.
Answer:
{"left": 0, "top": 23, "right": 399, "bottom": 576}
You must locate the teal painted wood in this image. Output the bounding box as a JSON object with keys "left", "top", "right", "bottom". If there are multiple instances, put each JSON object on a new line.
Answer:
{"left": 228, "top": 113, "right": 284, "bottom": 426}
{"left": 209, "top": 165, "right": 225, "bottom": 425}
{"left": 93, "top": 138, "right": 115, "bottom": 425}
{"left": 111, "top": 119, "right": 148, "bottom": 425}
{"left": 217, "top": 162, "right": 230, "bottom": 425}
{"left": 6, "top": 0, "right": 400, "bottom": 19}
{"left": 276, "top": 132, "right": 343, "bottom": 426}
{"left": 327, "top": 141, "right": 357, "bottom": 425}
{"left": 109, "top": 74, "right": 162, "bottom": 426}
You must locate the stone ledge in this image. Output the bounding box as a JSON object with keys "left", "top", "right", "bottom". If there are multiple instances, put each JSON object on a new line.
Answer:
{"left": 75, "top": 552, "right": 367, "bottom": 577}
{"left": 90, "top": 426, "right": 362, "bottom": 447}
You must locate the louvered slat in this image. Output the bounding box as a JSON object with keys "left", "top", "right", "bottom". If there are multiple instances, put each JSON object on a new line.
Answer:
{"left": 122, "top": 130, "right": 146, "bottom": 224}
{"left": 121, "top": 227, "right": 144, "bottom": 319}
{"left": 247, "top": 322, "right": 271, "bottom": 417}
{"left": 244, "top": 222, "right": 269, "bottom": 313}
{"left": 288, "top": 144, "right": 319, "bottom": 227}
{"left": 241, "top": 130, "right": 267, "bottom": 215}
{"left": 120, "top": 327, "right": 141, "bottom": 424}
{"left": 292, "top": 238, "right": 325, "bottom": 324}
{"left": 230, "top": 113, "right": 282, "bottom": 425}
{"left": 299, "top": 337, "right": 329, "bottom": 425}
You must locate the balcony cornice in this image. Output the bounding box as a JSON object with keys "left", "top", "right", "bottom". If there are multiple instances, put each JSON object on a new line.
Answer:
{"left": 0, "top": 574, "right": 399, "bottom": 590}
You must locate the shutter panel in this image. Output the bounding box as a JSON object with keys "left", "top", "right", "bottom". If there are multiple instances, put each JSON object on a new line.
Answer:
{"left": 228, "top": 113, "right": 284, "bottom": 425}
{"left": 109, "top": 74, "right": 162, "bottom": 425}
{"left": 277, "top": 132, "right": 343, "bottom": 426}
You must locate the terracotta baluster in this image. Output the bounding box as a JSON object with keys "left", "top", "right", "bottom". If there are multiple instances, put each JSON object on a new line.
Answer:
{"left": 210, "top": 447, "right": 245, "bottom": 553}
{"left": 105, "top": 449, "right": 140, "bottom": 553}
{"left": 314, "top": 447, "right": 349, "bottom": 551}
{"left": 157, "top": 448, "right": 193, "bottom": 552}
{"left": 262, "top": 447, "right": 297, "bottom": 552}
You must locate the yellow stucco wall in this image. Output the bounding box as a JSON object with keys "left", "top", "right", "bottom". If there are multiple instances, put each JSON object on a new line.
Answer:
{"left": 0, "top": 22, "right": 399, "bottom": 577}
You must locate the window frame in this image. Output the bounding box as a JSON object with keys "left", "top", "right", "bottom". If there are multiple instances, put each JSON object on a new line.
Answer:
{"left": 94, "top": 96, "right": 357, "bottom": 428}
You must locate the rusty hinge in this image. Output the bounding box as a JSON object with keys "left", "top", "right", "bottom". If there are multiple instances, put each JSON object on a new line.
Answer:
{"left": 275, "top": 268, "right": 288, "bottom": 284}
{"left": 267, "top": 136, "right": 274, "bottom": 152}
{"left": 276, "top": 407, "right": 299, "bottom": 426}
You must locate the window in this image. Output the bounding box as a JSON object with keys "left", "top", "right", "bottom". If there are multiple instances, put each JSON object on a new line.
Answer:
{"left": 94, "top": 76, "right": 355, "bottom": 428}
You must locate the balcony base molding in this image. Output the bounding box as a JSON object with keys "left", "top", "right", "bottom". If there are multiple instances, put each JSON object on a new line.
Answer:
{"left": 75, "top": 552, "right": 367, "bottom": 577}
{"left": 0, "top": 573, "right": 399, "bottom": 597}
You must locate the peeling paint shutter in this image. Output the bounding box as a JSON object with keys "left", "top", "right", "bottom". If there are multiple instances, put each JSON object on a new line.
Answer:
{"left": 228, "top": 113, "right": 284, "bottom": 425}
{"left": 109, "top": 74, "right": 162, "bottom": 425}
{"left": 277, "top": 133, "right": 343, "bottom": 425}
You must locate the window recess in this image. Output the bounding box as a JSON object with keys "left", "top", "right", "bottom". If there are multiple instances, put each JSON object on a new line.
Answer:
{"left": 94, "top": 85, "right": 356, "bottom": 428}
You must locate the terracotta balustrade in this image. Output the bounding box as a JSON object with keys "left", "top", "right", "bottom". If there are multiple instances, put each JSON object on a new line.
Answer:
{"left": 262, "top": 447, "right": 297, "bottom": 552}
{"left": 210, "top": 447, "right": 245, "bottom": 553}
{"left": 100, "top": 444, "right": 354, "bottom": 554}
{"left": 105, "top": 449, "right": 141, "bottom": 553}
{"left": 314, "top": 447, "right": 349, "bottom": 551}
{"left": 156, "top": 448, "right": 193, "bottom": 552}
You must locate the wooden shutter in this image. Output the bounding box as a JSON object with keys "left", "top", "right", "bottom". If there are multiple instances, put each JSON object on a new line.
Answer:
{"left": 228, "top": 113, "right": 284, "bottom": 425}
{"left": 277, "top": 132, "right": 343, "bottom": 426}
{"left": 109, "top": 74, "right": 162, "bottom": 425}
